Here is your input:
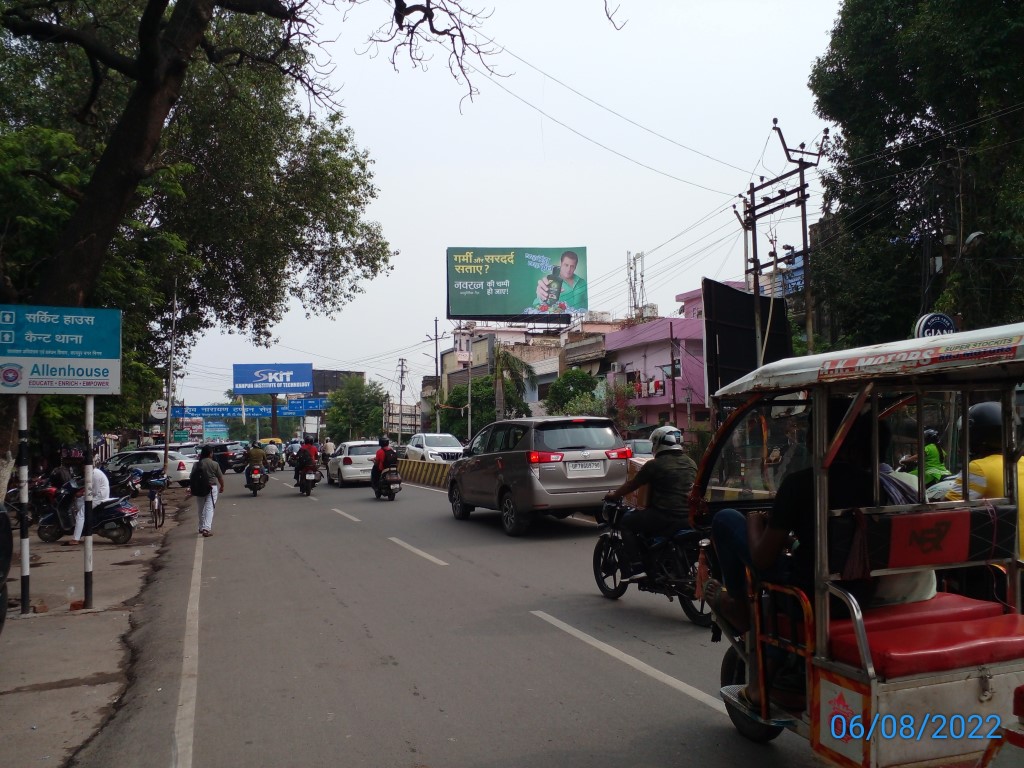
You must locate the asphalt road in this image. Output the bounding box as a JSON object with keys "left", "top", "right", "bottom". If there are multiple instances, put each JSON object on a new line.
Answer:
{"left": 61, "top": 474, "right": 831, "bottom": 767}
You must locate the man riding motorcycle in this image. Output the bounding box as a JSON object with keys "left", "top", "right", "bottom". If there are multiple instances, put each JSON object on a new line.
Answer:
{"left": 371, "top": 436, "right": 398, "bottom": 490}
{"left": 245, "top": 442, "right": 267, "bottom": 485}
{"left": 603, "top": 425, "right": 697, "bottom": 581}
{"left": 292, "top": 437, "right": 319, "bottom": 487}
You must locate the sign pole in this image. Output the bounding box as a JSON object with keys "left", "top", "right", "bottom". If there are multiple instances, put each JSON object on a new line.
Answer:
{"left": 84, "top": 395, "right": 94, "bottom": 609}
{"left": 163, "top": 281, "right": 177, "bottom": 472}
{"left": 18, "top": 395, "right": 30, "bottom": 613}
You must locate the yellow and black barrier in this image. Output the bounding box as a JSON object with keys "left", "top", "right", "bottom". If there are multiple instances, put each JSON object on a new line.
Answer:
{"left": 398, "top": 458, "right": 452, "bottom": 489}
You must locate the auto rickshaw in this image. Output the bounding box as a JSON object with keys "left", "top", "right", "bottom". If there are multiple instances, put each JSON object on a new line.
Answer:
{"left": 691, "top": 321, "right": 1024, "bottom": 768}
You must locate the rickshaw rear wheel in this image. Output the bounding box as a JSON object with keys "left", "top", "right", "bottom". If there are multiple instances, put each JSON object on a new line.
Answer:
{"left": 720, "top": 646, "right": 784, "bottom": 743}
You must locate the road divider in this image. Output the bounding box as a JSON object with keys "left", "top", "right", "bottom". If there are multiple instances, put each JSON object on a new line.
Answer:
{"left": 397, "top": 459, "right": 451, "bottom": 489}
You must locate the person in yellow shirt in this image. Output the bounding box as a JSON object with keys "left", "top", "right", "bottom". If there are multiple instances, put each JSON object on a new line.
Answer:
{"left": 944, "top": 401, "right": 1024, "bottom": 576}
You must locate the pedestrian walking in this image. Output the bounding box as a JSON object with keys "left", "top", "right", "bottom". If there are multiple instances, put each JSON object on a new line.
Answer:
{"left": 191, "top": 445, "right": 225, "bottom": 537}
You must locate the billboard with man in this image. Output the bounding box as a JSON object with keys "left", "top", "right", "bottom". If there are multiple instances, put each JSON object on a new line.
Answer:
{"left": 446, "top": 247, "right": 588, "bottom": 322}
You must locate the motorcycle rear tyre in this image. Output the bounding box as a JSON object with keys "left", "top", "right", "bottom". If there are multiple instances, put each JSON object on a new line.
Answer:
{"left": 106, "top": 521, "right": 133, "bottom": 545}
{"left": 387, "top": 491, "right": 395, "bottom": 501}
{"left": 251, "top": 487, "right": 258, "bottom": 496}
{"left": 672, "top": 546, "right": 713, "bottom": 627}
{"left": 593, "top": 538, "right": 629, "bottom": 598}
{"left": 37, "top": 523, "right": 62, "bottom": 543}
{"left": 720, "top": 646, "right": 784, "bottom": 743}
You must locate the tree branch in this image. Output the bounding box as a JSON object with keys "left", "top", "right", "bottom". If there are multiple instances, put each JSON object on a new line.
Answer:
{"left": 19, "top": 169, "right": 84, "bottom": 202}
{"left": 214, "top": 0, "right": 295, "bottom": 20}
{"left": 1, "top": 10, "right": 139, "bottom": 78}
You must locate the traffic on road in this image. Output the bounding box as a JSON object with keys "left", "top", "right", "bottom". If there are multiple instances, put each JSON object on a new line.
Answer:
{"left": 2, "top": 470, "right": 819, "bottom": 768}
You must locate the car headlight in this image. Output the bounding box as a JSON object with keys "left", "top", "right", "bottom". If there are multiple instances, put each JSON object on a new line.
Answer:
{"left": 427, "top": 451, "right": 441, "bottom": 460}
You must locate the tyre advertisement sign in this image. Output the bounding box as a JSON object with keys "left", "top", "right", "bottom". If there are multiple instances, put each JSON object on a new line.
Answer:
{"left": 0, "top": 304, "right": 122, "bottom": 394}
{"left": 446, "top": 247, "right": 587, "bottom": 322}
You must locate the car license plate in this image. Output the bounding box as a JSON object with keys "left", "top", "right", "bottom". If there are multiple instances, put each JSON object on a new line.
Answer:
{"left": 305, "top": 473, "right": 317, "bottom": 480}
{"left": 567, "top": 461, "right": 601, "bottom": 472}
{"left": 360, "top": 468, "right": 370, "bottom": 474}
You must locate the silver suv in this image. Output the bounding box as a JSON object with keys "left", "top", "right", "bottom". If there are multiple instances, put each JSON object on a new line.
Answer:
{"left": 447, "top": 416, "right": 632, "bottom": 536}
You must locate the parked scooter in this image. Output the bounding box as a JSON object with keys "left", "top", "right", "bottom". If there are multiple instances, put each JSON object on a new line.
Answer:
{"left": 245, "top": 465, "right": 269, "bottom": 496}
{"left": 36, "top": 478, "right": 139, "bottom": 545}
{"left": 593, "top": 498, "right": 714, "bottom": 626}
{"left": 372, "top": 467, "right": 402, "bottom": 501}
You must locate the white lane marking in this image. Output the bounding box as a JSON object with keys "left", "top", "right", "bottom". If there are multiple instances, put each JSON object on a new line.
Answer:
{"left": 173, "top": 536, "right": 204, "bottom": 768}
{"left": 388, "top": 537, "right": 449, "bottom": 566}
{"left": 531, "top": 610, "right": 727, "bottom": 715}
{"left": 406, "top": 483, "right": 447, "bottom": 494}
{"left": 333, "top": 508, "right": 360, "bottom": 522}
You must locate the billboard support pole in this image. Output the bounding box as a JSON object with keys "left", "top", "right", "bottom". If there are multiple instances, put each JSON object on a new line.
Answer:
{"left": 467, "top": 335, "right": 473, "bottom": 441}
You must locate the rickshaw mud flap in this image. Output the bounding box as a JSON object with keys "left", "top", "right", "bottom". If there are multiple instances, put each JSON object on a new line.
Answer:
{"left": 721, "top": 684, "right": 799, "bottom": 728}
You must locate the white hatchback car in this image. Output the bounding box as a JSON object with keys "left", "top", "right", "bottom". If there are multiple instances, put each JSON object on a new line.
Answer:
{"left": 403, "top": 433, "right": 464, "bottom": 462}
{"left": 326, "top": 441, "right": 380, "bottom": 486}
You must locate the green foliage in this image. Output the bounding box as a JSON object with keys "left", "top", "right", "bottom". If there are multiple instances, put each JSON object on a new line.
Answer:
{"left": 325, "top": 378, "right": 388, "bottom": 443}
{"left": 441, "top": 376, "right": 530, "bottom": 439}
{"left": 809, "top": 0, "right": 1024, "bottom": 343}
{"left": 557, "top": 392, "right": 605, "bottom": 417}
{"left": 605, "top": 380, "right": 641, "bottom": 435}
{"left": 0, "top": 6, "right": 395, "bottom": 451}
{"left": 492, "top": 343, "right": 538, "bottom": 420}
{"left": 544, "top": 369, "right": 598, "bottom": 414}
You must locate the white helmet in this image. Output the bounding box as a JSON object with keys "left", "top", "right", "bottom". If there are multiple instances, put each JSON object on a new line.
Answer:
{"left": 650, "top": 425, "right": 683, "bottom": 456}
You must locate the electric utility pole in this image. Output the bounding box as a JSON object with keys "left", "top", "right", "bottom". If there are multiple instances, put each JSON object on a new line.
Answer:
{"left": 398, "top": 358, "right": 408, "bottom": 446}
{"left": 425, "top": 318, "right": 448, "bottom": 432}
{"left": 738, "top": 119, "right": 828, "bottom": 364}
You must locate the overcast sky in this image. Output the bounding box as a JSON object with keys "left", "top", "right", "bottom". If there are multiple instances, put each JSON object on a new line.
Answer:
{"left": 178, "top": 0, "right": 843, "bottom": 405}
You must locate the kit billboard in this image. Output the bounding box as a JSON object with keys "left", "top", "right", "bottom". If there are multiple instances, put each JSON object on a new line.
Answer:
{"left": 446, "top": 247, "right": 587, "bottom": 323}
{"left": 232, "top": 363, "right": 313, "bottom": 394}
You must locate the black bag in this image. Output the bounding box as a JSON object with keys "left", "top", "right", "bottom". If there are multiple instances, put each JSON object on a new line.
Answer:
{"left": 382, "top": 448, "right": 398, "bottom": 469}
{"left": 189, "top": 463, "right": 212, "bottom": 497}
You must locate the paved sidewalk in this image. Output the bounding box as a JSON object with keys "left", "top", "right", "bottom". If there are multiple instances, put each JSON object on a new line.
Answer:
{"left": 1, "top": 486, "right": 190, "bottom": 766}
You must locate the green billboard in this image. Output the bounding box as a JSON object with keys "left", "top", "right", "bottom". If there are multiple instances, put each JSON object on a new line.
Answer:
{"left": 446, "top": 247, "right": 588, "bottom": 322}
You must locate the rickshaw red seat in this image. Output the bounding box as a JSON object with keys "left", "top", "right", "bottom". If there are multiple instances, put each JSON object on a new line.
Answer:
{"left": 832, "top": 614, "right": 1024, "bottom": 677}
{"left": 830, "top": 592, "right": 1004, "bottom": 637}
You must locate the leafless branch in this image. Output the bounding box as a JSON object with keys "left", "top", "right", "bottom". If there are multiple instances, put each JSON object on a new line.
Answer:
{"left": 364, "top": 1, "right": 501, "bottom": 102}
{"left": 604, "top": 1, "right": 627, "bottom": 31}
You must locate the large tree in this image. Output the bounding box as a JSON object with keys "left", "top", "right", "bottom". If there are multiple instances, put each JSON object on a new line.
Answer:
{"left": 325, "top": 376, "right": 387, "bottom": 442}
{"left": 808, "top": 0, "right": 1024, "bottom": 347}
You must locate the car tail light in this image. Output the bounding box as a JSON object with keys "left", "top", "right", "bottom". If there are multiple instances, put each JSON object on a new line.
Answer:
{"left": 605, "top": 446, "right": 633, "bottom": 460}
{"left": 343, "top": 457, "right": 353, "bottom": 465}
{"left": 177, "top": 461, "right": 186, "bottom": 471}
{"left": 529, "top": 451, "right": 564, "bottom": 464}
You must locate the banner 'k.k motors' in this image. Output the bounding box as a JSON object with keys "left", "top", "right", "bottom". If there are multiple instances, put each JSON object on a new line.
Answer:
{"left": 446, "top": 247, "right": 587, "bottom": 323}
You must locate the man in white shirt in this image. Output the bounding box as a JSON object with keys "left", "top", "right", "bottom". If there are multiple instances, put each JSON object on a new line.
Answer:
{"left": 67, "top": 467, "right": 112, "bottom": 545}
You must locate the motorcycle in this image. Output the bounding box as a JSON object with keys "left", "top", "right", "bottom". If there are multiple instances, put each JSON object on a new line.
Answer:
{"left": 5, "top": 473, "right": 59, "bottom": 528}
{"left": 36, "top": 478, "right": 139, "bottom": 545}
{"left": 372, "top": 467, "right": 402, "bottom": 501}
{"left": 593, "top": 499, "right": 714, "bottom": 626}
{"left": 245, "top": 465, "right": 269, "bottom": 496}
{"left": 265, "top": 453, "right": 281, "bottom": 473}
{"left": 297, "top": 465, "right": 322, "bottom": 496}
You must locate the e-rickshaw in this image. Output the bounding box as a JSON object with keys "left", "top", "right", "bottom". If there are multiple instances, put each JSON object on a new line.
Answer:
{"left": 691, "top": 322, "right": 1024, "bottom": 768}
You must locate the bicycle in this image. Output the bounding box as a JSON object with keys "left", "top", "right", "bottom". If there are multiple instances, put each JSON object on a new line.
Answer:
{"left": 147, "top": 475, "right": 167, "bottom": 529}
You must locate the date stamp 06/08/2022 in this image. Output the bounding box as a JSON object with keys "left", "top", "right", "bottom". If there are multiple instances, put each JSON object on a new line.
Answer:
{"left": 830, "top": 713, "right": 1003, "bottom": 742}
